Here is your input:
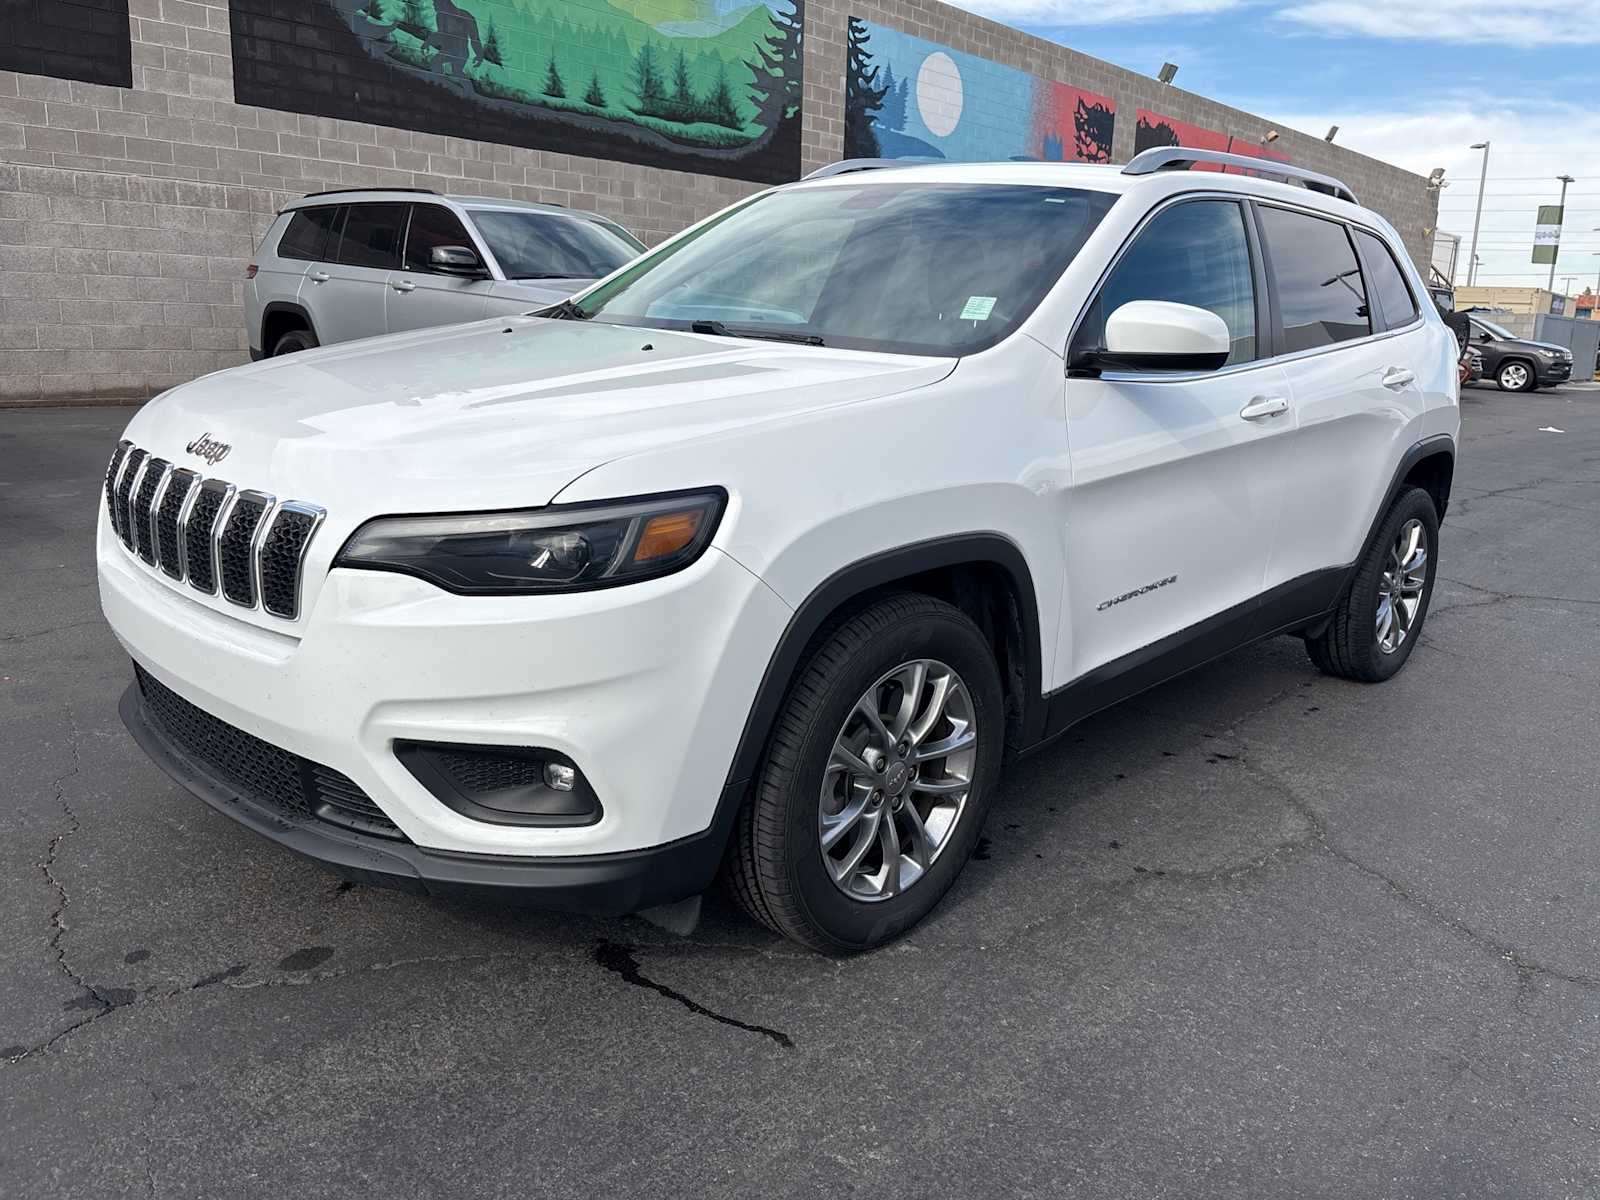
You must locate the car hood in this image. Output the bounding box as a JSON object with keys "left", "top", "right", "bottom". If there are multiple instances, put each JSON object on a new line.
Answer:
{"left": 122, "top": 317, "right": 956, "bottom": 516}
{"left": 1521, "top": 339, "right": 1572, "bottom": 355}
{"left": 484, "top": 278, "right": 594, "bottom": 308}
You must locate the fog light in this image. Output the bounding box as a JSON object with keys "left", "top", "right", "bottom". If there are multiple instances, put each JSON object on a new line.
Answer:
{"left": 544, "top": 762, "right": 577, "bottom": 792}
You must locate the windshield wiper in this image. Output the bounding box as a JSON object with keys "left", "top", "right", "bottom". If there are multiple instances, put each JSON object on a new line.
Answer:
{"left": 689, "top": 319, "right": 824, "bottom": 346}
{"left": 539, "top": 298, "right": 590, "bottom": 320}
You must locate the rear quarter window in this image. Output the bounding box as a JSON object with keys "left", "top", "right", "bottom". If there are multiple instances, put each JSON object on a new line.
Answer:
{"left": 276, "top": 207, "right": 341, "bottom": 262}
{"left": 1258, "top": 205, "right": 1371, "bottom": 352}
{"left": 1355, "top": 229, "right": 1419, "bottom": 329}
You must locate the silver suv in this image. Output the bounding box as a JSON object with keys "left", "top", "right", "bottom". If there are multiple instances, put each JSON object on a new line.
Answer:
{"left": 244, "top": 189, "right": 646, "bottom": 358}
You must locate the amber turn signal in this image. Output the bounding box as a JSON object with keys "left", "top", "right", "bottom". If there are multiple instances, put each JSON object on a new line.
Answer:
{"left": 633, "top": 510, "right": 704, "bottom": 562}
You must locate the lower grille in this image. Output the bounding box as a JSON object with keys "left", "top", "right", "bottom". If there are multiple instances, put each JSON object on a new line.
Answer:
{"left": 134, "top": 664, "right": 407, "bottom": 842}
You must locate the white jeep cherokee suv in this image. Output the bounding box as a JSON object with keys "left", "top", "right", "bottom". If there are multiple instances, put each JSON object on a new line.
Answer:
{"left": 99, "top": 151, "right": 1459, "bottom": 953}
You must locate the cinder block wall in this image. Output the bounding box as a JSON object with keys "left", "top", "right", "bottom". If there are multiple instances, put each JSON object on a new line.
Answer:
{"left": 0, "top": 0, "right": 1437, "bottom": 403}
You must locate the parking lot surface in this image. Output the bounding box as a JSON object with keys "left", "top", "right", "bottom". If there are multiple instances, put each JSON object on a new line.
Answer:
{"left": 3, "top": 385, "right": 1598, "bottom": 1198}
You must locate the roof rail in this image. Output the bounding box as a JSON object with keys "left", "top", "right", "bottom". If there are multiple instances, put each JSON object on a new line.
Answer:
{"left": 803, "top": 158, "right": 940, "bottom": 180}
{"left": 299, "top": 186, "right": 441, "bottom": 198}
{"left": 1121, "top": 147, "right": 1358, "bottom": 205}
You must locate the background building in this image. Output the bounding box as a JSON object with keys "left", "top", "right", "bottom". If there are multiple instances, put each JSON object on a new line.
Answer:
{"left": 0, "top": 0, "right": 1438, "bottom": 403}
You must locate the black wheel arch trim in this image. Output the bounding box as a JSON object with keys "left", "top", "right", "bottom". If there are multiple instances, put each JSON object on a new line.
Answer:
{"left": 260, "top": 301, "right": 319, "bottom": 351}
{"left": 1347, "top": 433, "right": 1455, "bottom": 583}
{"left": 722, "top": 533, "right": 1045, "bottom": 795}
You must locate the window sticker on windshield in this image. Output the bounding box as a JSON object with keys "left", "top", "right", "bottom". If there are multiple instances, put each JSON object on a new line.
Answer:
{"left": 960, "top": 296, "right": 997, "bottom": 321}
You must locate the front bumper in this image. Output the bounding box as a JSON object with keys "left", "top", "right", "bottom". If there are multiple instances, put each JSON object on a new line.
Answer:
{"left": 99, "top": 505, "right": 791, "bottom": 877}
{"left": 1538, "top": 359, "right": 1572, "bottom": 383}
{"left": 120, "top": 680, "right": 738, "bottom": 911}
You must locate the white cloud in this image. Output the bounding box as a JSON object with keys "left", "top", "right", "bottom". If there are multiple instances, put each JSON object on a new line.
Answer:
{"left": 1277, "top": 1, "right": 1600, "bottom": 46}
{"left": 945, "top": 0, "right": 1250, "bottom": 25}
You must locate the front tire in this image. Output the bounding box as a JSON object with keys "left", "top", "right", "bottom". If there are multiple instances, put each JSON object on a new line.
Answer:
{"left": 1497, "top": 359, "right": 1534, "bottom": 392}
{"left": 1306, "top": 486, "right": 1438, "bottom": 682}
{"left": 727, "top": 594, "right": 1004, "bottom": 953}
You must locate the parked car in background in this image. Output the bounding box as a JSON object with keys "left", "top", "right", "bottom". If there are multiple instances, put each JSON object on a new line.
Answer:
{"left": 245, "top": 189, "right": 646, "bottom": 357}
{"left": 1463, "top": 345, "right": 1483, "bottom": 384}
{"left": 1466, "top": 314, "right": 1572, "bottom": 392}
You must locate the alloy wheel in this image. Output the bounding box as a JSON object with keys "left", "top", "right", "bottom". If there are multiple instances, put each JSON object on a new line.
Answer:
{"left": 1375, "top": 518, "right": 1427, "bottom": 654}
{"left": 819, "top": 658, "right": 977, "bottom": 902}
{"left": 1500, "top": 362, "right": 1529, "bottom": 390}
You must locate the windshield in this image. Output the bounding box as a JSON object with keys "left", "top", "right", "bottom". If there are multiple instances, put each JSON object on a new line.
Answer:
{"left": 472, "top": 211, "right": 644, "bottom": 280}
{"left": 572, "top": 183, "right": 1116, "bottom": 356}
{"left": 1473, "top": 317, "right": 1516, "bottom": 339}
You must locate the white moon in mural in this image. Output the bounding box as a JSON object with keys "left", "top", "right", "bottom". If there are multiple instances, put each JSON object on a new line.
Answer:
{"left": 915, "top": 52, "right": 963, "bottom": 138}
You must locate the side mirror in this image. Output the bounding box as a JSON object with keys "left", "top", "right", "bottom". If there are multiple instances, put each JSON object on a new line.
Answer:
{"left": 429, "top": 244, "right": 486, "bottom": 276}
{"left": 1476, "top": 331, "right": 1492, "bottom": 342}
{"left": 1077, "top": 300, "right": 1232, "bottom": 374}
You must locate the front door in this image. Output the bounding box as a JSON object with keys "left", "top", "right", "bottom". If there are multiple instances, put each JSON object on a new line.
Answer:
{"left": 1060, "top": 196, "right": 1297, "bottom": 679}
{"left": 385, "top": 202, "right": 493, "bottom": 334}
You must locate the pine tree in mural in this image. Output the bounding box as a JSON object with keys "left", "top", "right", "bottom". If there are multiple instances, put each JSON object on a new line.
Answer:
{"left": 584, "top": 71, "right": 606, "bottom": 108}
{"left": 845, "top": 16, "right": 887, "bottom": 157}
{"left": 668, "top": 50, "right": 696, "bottom": 122}
{"left": 879, "top": 63, "right": 907, "bottom": 132}
{"left": 543, "top": 57, "right": 565, "bottom": 99}
{"left": 708, "top": 63, "right": 742, "bottom": 129}
{"left": 745, "top": 0, "right": 801, "bottom": 141}
{"left": 1074, "top": 98, "right": 1114, "bottom": 163}
{"left": 480, "top": 17, "right": 502, "bottom": 67}
{"left": 634, "top": 43, "right": 667, "bottom": 116}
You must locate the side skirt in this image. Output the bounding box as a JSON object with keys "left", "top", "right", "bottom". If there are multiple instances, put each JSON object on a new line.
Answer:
{"left": 1031, "top": 565, "right": 1348, "bottom": 748}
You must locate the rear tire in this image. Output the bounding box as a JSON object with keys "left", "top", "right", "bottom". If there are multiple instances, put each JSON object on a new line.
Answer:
{"left": 726, "top": 593, "right": 1004, "bottom": 953}
{"left": 1306, "top": 486, "right": 1438, "bottom": 682}
{"left": 271, "top": 327, "right": 317, "bottom": 356}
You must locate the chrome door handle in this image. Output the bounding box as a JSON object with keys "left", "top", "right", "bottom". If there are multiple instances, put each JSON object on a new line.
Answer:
{"left": 391, "top": 280, "right": 415, "bottom": 293}
{"left": 1239, "top": 395, "right": 1289, "bottom": 420}
{"left": 308, "top": 270, "right": 330, "bottom": 283}
{"left": 1382, "top": 367, "right": 1416, "bottom": 390}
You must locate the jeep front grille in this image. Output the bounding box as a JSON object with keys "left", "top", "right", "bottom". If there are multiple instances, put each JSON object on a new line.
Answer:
{"left": 105, "top": 441, "right": 325, "bottom": 622}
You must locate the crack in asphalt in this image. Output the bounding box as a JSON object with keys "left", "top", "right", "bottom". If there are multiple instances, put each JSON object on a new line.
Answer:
{"left": 1432, "top": 575, "right": 1600, "bottom": 610}
{"left": 1232, "top": 753, "right": 1600, "bottom": 993}
{"left": 1, "top": 618, "right": 103, "bottom": 645}
{"left": 594, "top": 941, "right": 794, "bottom": 1049}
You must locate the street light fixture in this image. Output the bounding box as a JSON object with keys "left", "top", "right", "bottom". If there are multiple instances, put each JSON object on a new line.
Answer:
{"left": 1549, "top": 173, "right": 1576, "bottom": 291}
{"left": 1466, "top": 141, "right": 1490, "bottom": 296}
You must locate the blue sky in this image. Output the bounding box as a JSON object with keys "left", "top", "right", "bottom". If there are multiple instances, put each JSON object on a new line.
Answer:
{"left": 952, "top": 1, "right": 1600, "bottom": 291}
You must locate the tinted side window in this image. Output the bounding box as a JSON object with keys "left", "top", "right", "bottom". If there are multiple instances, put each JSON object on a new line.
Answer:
{"left": 335, "top": 203, "right": 407, "bottom": 270}
{"left": 277, "top": 207, "right": 340, "bottom": 262}
{"left": 1074, "top": 199, "right": 1257, "bottom": 365}
{"left": 1259, "top": 206, "right": 1370, "bottom": 352}
{"left": 405, "top": 204, "right": 476, "bottom": 273}
{"left": 1355, "top": 229, "right": 1418, "bottom": 328}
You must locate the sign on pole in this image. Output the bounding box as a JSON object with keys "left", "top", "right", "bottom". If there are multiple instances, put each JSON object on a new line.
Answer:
{"left": 1533, "top": 204, "right": 1563, "bottom": 264}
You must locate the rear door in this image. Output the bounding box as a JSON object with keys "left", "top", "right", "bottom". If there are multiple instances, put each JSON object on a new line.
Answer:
{"left": 385, "top": 203, "right": 494, "bottom": 334}
{"left": 1262, "top": 206, "right": 1429, "bottom": 585}
{"left": 310, "top": 202, "right": 406, "bottom": 345}
{"left": 1061, "top": 196, "right": 1296, "bottom": 677}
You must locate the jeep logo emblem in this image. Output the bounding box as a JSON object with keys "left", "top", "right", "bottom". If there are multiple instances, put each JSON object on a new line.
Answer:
{"left": 186, "top": 432, "right": 231, "bottom": 466}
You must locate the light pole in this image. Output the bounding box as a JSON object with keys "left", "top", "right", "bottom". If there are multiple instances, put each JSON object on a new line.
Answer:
{"left": 1467, "top": 141, "right": 1490, "bottom": 291}
{"left": 1548, "top": 173, "right": 1575, "bottom": 292}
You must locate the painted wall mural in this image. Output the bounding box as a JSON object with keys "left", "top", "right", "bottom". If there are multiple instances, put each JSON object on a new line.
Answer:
{"left": 1133, "top": 109, "right": 1290, "bottom": 169}
{"left": 2, "top": 0, "right": 132, "bottom": 88}
{"left": 229, "top": 0, "right": 803, "bottom": 183}
{"left": 843, "top": 17, "right": 1114, "bottom": 164}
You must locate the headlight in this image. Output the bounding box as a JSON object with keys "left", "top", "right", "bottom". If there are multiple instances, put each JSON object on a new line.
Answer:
{"left": 1536, "top": 348, "right": 1556, "bottom": 357}
{"left": 335, "top": 490, "right": 726, "bottom": 594}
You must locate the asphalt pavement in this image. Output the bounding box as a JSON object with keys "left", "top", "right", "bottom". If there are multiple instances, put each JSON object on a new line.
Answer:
{"left": 2, "top": 384, "right": 1598, "bottom": 1198}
